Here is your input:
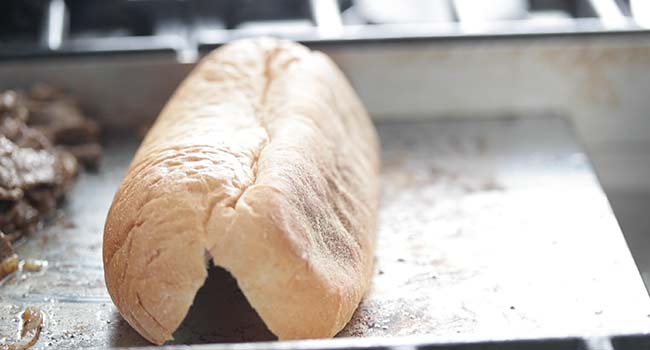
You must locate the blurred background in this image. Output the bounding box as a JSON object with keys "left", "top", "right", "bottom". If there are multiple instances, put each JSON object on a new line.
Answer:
{"left": 1, "top": 0, "right": 650, "bottom": 286}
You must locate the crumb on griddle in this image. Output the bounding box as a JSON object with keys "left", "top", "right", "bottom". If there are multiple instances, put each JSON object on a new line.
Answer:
{"left": 21, "top": 259, "right": 48, "bottom": 273}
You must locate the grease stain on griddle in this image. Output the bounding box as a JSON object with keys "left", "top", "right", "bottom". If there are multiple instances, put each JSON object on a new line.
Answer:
{"left": 0, "top": 307, "right": 45, "bottom": 350}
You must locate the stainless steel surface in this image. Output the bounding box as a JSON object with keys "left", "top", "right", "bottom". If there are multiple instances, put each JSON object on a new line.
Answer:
{"left": 0, "top": 116, "right": 648, "bottom": 349}
{"left": 608, "top": 192, "right": 650, "bottom": 291}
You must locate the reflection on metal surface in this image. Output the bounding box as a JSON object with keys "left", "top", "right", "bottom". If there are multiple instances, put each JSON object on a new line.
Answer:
{"left": 309, "top": 0, "right": 343, "bottom": 37}
{"left": 44, "top": 0, "right": 67, "bottom": 50}
{"left": 354, "top": 0, "right": 454, "bottom": 23}
{"left": 585, "top": 336, "right": 615, "bottom": 350}
{"left": 588, "top": 0, "right": 627, "bottom": 28}
{"left": 454, "top": 0, "right": 529, "bottom": 22}
{"left": 631, "top": 0, "right": 650, "bottom": 28}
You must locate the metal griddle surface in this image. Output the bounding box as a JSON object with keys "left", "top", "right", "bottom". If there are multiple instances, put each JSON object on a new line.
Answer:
{"left": 1, "top": 116, "right": 649, "bottom": 349}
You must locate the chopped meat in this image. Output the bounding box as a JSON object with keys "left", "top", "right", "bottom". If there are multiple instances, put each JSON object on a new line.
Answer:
{"left": 63, "top": 143, "right": 103, "bottom": 169}
{"left": 0, "top": 85, "right": 101, "bottom": 242}
{"left": 0, "top": 135, "right": 78, "bottom": 239}
{"left": 0, "top": 91, "right": 50, "bottom": 150}
{"left": 26, "top": 84, "right": 102, "bottom": 168}
{"left": 0, "top": 231, "right": 18, "bottom": 280}
{"left": 0, "top": 231, "right": 15, "bottom": 262}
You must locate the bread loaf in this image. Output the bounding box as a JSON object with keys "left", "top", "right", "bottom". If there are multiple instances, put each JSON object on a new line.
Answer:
{"left": 103, "top": 38, "right": 380, "bottom": 344}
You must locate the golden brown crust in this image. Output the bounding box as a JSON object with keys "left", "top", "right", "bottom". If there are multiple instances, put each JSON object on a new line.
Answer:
{"left": 103, "top": 38, "right": 380, "bottom": 344}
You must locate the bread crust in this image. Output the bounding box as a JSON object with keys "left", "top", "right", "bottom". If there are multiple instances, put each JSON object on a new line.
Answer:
{"left": 103, "top": 38, "right": 380, "bottom": 344}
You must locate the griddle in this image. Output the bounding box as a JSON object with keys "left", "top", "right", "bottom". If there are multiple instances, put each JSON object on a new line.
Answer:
{"left": 0, "top": 115, "right": 648, "bottom": 349}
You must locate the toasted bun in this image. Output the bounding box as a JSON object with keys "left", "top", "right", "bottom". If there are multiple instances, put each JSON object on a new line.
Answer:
{"left": 103, "top": 38, "right": 380, "bottom": 344}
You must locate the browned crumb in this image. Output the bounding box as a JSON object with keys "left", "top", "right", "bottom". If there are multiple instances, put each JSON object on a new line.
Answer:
{"left": 21, "top": 259, "right": 48, "bottom": 273}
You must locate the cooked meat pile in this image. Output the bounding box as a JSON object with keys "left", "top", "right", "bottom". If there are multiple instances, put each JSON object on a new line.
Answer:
{"left": 0, "top": 85, "right": 101, "bottom": 255}
{"left": 0, "top": 231, "right": 18, "bottom": 280}
{"left": 26, "top": 84, "right": 102, "bottom": 168}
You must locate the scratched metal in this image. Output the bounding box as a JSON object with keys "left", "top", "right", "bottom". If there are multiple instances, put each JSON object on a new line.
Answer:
{"left": 1, "top": 116, "right": 649, "bottom": 349}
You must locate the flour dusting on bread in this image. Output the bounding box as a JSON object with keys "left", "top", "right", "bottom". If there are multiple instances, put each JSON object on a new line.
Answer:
{"left": 103, "top": 38, "right": 380, "bottom": 344}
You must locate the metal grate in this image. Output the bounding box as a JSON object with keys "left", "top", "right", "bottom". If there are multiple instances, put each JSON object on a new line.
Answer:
{"left": 0, "top": 0, "right": 649, "bottom": 61}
